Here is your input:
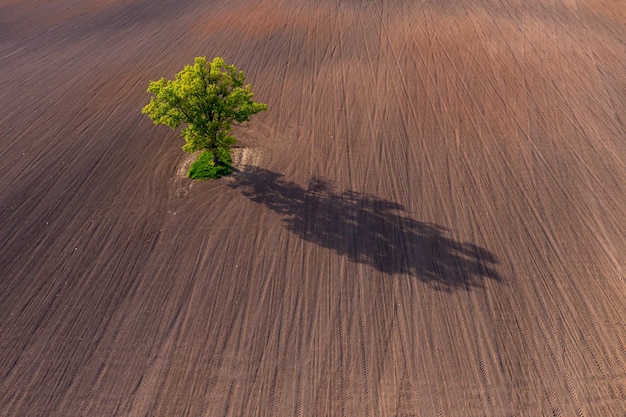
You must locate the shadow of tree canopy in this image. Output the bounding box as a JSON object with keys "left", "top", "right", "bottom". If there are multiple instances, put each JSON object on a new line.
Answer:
{"left": 230, "top": 167, "right": 501, "bottom": 290}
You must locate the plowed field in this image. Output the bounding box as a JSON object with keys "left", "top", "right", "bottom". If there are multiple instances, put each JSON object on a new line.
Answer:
{"left": 1, "top": 0, "right": 625, "bottom": 415}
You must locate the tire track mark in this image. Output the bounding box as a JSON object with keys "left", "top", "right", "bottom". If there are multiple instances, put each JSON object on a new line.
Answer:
{"left": 464, "top": 288, "right": 494, "bottom": 412}
{"left": 356, "top": 281, "right": 372, "bottom": 417}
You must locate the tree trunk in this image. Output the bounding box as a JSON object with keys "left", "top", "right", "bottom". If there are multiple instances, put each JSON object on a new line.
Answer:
{"left": 211, "top": 129, "right": 220, "bottom": 166}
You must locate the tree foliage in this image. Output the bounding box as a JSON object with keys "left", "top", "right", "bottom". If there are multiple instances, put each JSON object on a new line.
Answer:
{"left": 142, "top": 56, "right": 267, "bottom": 177}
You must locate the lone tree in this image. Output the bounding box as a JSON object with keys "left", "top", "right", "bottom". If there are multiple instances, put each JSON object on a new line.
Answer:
{"left": 142, "top": 56, "right": 267, "bottom": 179}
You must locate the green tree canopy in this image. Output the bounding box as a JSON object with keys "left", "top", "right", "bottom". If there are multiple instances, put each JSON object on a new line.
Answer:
{"left": 142, "top": 56, "right": 267, "bottom": 177}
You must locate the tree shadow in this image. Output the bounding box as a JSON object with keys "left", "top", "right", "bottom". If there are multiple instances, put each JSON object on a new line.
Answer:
{"left": 230, "top": 167, "right": 501, "bottom": 290}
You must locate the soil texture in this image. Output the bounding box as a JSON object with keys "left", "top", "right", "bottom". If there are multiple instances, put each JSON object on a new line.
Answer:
{"left": 1, "top": 0, "right": 625, "bottom": 415}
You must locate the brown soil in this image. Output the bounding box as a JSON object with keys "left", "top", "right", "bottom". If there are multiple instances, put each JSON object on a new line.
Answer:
{"left": 1, "top": 0, "right": 625, "bottom": 415}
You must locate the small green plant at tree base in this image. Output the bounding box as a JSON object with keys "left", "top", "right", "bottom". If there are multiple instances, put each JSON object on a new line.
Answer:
{"left": 142, "top": 56, "right": 267, "bottom": 179}
{"left": 188, "top": 149, "right": 232, "bottom": 180}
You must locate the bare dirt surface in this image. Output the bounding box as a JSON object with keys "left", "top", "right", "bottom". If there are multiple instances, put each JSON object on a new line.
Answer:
{"left": 1, "top": 0, "right": 625, "bottom": 415}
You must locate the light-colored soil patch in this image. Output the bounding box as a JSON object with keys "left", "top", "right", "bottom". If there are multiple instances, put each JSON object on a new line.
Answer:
{"left": 230, "top": 146, "right": 264, "bottom": 172}
{"left": 175, "top": 151, "right": 200, "bottom": 179}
